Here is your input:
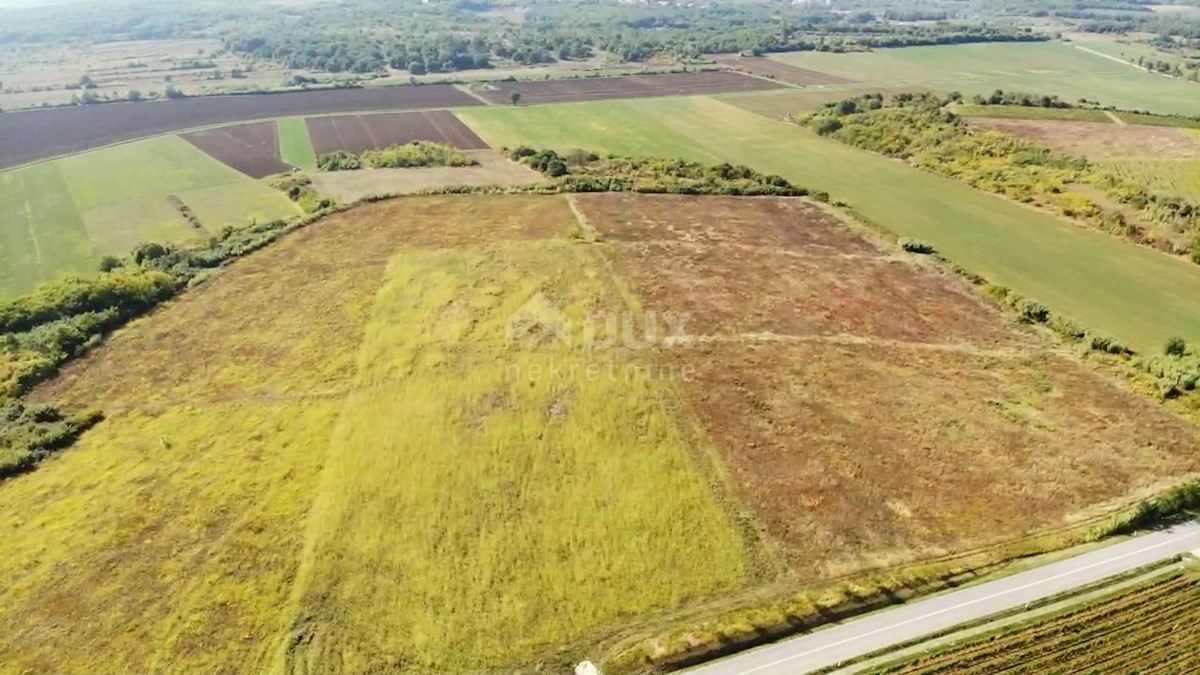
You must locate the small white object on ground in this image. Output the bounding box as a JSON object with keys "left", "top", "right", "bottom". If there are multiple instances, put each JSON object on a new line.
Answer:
{"left": 575, "top": 661, "right": 600, "bottom": 675}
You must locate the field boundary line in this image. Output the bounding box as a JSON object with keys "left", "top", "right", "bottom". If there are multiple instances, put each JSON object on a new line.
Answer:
{"left": 721, "top": 67, "right": 805, "bottom": 89}
{"left": 1104, "top": 110, "right": 1126, "bottom": 126}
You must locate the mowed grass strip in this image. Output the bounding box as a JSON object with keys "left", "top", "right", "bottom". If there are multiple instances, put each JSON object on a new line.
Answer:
{"left": 0, "top": 161, "right": 94, "bottom": 297}
{"left": 278, "top": 241, "right": 748, "bottom": 672}
{"left": 278, "top": 116, "right": 318, "bottom": 169}
{"left": 768, "top": 42, "right": 1200, "bottom": 116}
{"left": 460, "top": 96, "right": 1200, "bottom": 352}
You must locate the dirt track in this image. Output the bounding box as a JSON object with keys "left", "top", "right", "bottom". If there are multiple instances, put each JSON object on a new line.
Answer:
{"left": 0, "top": 85, "right": 481, "bottom": 168}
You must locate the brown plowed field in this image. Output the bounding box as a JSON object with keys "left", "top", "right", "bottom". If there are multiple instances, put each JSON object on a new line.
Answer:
{"left": 305, "top": 111, "right": 489, "bottom": 155}
{"left": 181, "top": 121, "right": 293, "bottom": 178}
{"left": 713, "top": 55, "right": 856, "bottom": 86}
{"left": 576, "top": 192, "right": 1200, "bottom": 578}
{"left": 0, "top": 85, "right": 481, "bottom": 168}
{"left": 475, "top": 70, "right": 785, "bottom": 105}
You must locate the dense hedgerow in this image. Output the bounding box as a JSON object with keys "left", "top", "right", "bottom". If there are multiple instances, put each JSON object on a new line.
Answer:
{"left": 507, "top": 147, "right": 822, "bottom": 198}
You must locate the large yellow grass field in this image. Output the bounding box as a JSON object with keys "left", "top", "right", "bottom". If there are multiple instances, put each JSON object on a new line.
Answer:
{"left": 1, "top": 193, "right": 1197, "bottom": 673}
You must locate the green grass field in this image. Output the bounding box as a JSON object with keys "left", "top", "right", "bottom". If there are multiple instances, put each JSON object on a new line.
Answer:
{"left": 0, "top": 135, "right": 298, "bottom": 298}
{"left": 461, "top": 96, "right": 1200, "bottom": 353}
{"left": 278, "top": 117, "right": 317, "bottom": 169}
{"left": 1100, "top": 159, "right": 1200, "bottom": 202}
{"left": 953, "top": 105, "right": 1115, "bottom": 123}
{"left": 769, "top": 42, "right": 1200, "bottom": 116}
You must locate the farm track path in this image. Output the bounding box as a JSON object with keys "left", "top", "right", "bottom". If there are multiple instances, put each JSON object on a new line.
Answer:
{"left": 685, "top": 521, "right": 1200, "bottom": 675}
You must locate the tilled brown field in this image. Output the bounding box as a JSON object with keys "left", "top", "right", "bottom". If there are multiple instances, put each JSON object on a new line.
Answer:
{"left": 305, "top": 111, "right": 489, "bottom": 155}
{"left": 0, "top": 85, "right": 481, "bottom": 168}
{"left": 577, "top": 192, "right": 1200, "bottom": 578}
{"left": 713, "top": 55, "right": 856, "bottom": 86}
{"left": 181, "top": 121, "right": 293, "bottom": 178}
{"left": 475, "top": 71, "right": 785, "bottom": 105}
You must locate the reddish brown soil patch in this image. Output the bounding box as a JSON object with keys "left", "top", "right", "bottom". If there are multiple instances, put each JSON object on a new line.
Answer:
{"left": 578, "top": 192, "right": 1200, "bottom": 579}
{"left": 0, "top": 85, "right": 482, "bottom": 168}
{"left": 578, "top": 193, "right": 1025, "bottom": 348}
{"left": 476, "top": 71, "right": 785, "bottom": 105}
{"left": 681, "top": 341, "right": 1200, "bottom": 577}
{"left": 713, "top": 55, "right": 856, "bottom": 86}
{"left": 305, "top": 110, "right": 488, "bottom": 155}
{"left": 181, "top": 121, "right": 292, "bottom": 178}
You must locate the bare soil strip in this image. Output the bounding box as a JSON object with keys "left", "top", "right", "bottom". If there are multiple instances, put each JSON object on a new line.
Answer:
{"left": 181, "top": 121, "right": 293, "bottom": 178}
{"left": 713, "top": 55, "right": 857, "bottom": 86}
{"left": 0, "top": 85, "right": 482, "bottom": 168}
{"left": 475, "top": 71, "right": 786, "bottom": 105}
{"left": 305, "top": 111, "right": 489, "bottom": 155}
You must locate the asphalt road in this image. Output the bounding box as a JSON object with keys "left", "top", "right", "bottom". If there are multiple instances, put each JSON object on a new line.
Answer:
{"left": 687, "top": 522, "right": 1200, "bottom": 675}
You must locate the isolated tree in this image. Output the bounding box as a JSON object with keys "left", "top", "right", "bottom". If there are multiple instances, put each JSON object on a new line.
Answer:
{"left": 1165, "top": 337, "right": 1188, "bottom": 357}
{"left": 98, "top": 255, "right": 123, "bottom": 273}
{"left": 127, "top": 89, "right": 142, "bottom": 102}
{"left": 510, "top": 91, "right": 522, "bottom": 106}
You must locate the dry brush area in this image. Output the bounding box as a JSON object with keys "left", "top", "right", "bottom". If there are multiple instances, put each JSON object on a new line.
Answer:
{"left": 0, "top": 193, "right": 1197, "bottom": 674}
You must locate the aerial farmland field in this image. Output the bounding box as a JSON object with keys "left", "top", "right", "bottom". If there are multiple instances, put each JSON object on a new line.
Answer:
{"left": 769, "top": 42, "right": 1199, "bottom": 116}
{"left": 304, "top": 110, "right": 489, "bottom": 155}
{"left": 4, "top": 193, "right": 1198, "bottom": 674}
{"left": 871, "top": 569, "right": 1200, "bottom": 674}
{"left": 0, "top": 84, "right": 483, "bottom": 168}
{"left": 0, "top": 135, "right": 297, "bottom": 297}
{"left": 460, "top": 96, "right": 1200, "bottom": 352}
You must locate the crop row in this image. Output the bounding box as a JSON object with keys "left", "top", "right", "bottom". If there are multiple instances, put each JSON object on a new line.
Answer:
{"left": 955, "top": 592, "right": 1200, "bottom": 675}
{"left": 881, "top": 575, "right": 1200, "bottom": 675}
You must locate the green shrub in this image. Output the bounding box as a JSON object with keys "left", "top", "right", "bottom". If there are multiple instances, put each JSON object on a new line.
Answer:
{"left": 318, "top": 142, "right": 474, "bottom": 172}
{"left": 0, "top": 402, "right": 102, "bottom": 479}
{"left": 1165, "top": 336, "right": 1188, "bottom": 357}
{"left": 899, "top": 238, "right": 936, "bottom": 255}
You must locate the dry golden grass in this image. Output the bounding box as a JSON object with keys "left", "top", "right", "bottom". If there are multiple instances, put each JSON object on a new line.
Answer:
{"left": 275, "top": 242, "right": 748, "bottom": 673}
{"left": 3, "top": 192, "right": 1199, "bottom": 674}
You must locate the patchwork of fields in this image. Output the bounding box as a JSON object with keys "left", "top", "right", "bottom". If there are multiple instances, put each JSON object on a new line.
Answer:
{"left": 769, "top": 42, "right": 1199, "bottom": 116}
{"left": 3, "top": 194, "right": 1198, "bottom": 673}
{"left": 0, "top": 135, "right": 298, "bottom": 297}
{"left": 460, "top": 96, "right": 1200, "bottom": 352}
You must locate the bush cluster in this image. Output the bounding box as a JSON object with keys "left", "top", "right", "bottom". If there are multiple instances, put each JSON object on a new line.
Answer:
{"left": 506, "top": 148, "right": 820, "bottom": 198}
{"left": 317, "top": 141, "right": 476, "bottom": 172}
{"left": 0, "top": 403, "right": 102, "bottom": 479}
